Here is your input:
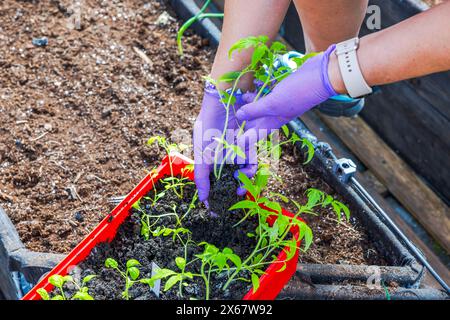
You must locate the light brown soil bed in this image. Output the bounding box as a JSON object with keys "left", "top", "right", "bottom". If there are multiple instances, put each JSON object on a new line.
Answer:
{"left": 0, "top": 0, "right": 385, "bottom": 266}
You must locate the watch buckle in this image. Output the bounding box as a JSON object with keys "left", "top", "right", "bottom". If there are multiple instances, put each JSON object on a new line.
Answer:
{"left": 335, "top": 37, "right": 360, "bottom": 56}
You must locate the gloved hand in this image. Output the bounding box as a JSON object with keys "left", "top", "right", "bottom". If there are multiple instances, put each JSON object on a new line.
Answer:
{"left": 236, "top": 45, "right": 338, "bottom": 150}
{"left": 193, "top": 83, "right": 257, "bottom": 203}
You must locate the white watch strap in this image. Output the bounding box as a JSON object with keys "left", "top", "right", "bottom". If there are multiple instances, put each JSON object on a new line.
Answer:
{"left": 335, "top": 38, "right": 372, "bottom": 98}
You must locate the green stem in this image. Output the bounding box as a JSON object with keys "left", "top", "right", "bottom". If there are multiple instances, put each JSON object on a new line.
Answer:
{"left": 181, "top": 190, "right": 198, "bottom": 221}
{"left": 57, "top": 285, "right": 66, "bottom": 300}
{"left": 253, "top": 65, "right": 273, "bottom": 102}
{"left": 200, "top": 262, "right": 210, "bottom": 300}
{"left": 217, "top": 148, "right": 234, "bottom": 181}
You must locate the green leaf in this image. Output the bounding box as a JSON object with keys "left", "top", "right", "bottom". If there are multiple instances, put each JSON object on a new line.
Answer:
{"left": 306, "top": 189, "right": 324, "bottom": 208}
{"left": 126, "top": 259, "right": 141, "bottom": 269}
{"left": 218, "top": 71, "right": 241, "bottom": 83}
{"left": 281, "top": 125, "right": 290, "bottom": 137}
{"left": 301, "top": 138, "right": 315, "bottom": 164}
{"left": 141, "top": 220, "right": 150, "bottom": 239}
{"left": 82, "top": 275, "right": 96, "bottom": 284}
{"left": 290, "top": 132, "right": 301, "bottom": 144}
{"left": 219, "top": 91, "right": 237, "bottom": 106}
{"left": 175, "top": 257, "right": 186, "bottom": 270}
{"left": 222, "top": 247, "right": 233, "bottom": 255}
{"left": 51, "top": 295, "right": 64, "bottom": 300}
{"left": 252, "top": 253, "right": 264, "bottom": 266}
{"left": 140, "top": 278, "right": 156, "bottom": 287}
{"left": 255, "top": 166, "right": 269, "bottom": 191}
{"left": 37, "top": 288, "right": 50, "bottom": 300}
{"left": 72, "top": 292, "right": 94, "bottom": 300}
{"left": 147, "top": 135, "right": 163, "bottom": 146}
{"left": 323, "top": 195, "right": 334, "bottom": 206}
{"left": 277, "top": 215, "right": 290, "bottom": 236}
{"left": 262, "top": 199, "right": 282, "bottom": 214}
{"left": 237, "top": 171, "right": 258, "bottom": 198}
{"left": 214, "top": 253, "right": 228, "bottom": 272}
{"left": 251, "top": 274, "right": 260, "bottom": 293}
{"left": 183, "top": 164, "right": 194, "bottom": 173}
{"left": 291, "top": 53, "right": 319, "bottom": 69}
{"left": 228, "top": 36, "right": 268, "bottom": 59}
{"left": 285, "top": 238, "right": 298, "bottom": 261}
{"left": 227, "top": 253, "right": 242, "bottom": 269}
{"left": 48, "top": 275, "right": 65, "bottom": 288}
{"left": 164, "top": 274, "right": 182, "bottom": 291}
{"left": 131, "top": 199, "right": 141, "bottom": 211}
{"left": 251, "top": 45, "right": 267, "bottom": 68}
{"left": 334, "top": 201, "right": 350, "bottom": 221}
{"left": 80, "top": 287, "right": 89, "bottom": 293}
{"left": 253, "top": 269, "right": 266, "bottom": 276}
{"left": 301, "top": 222, "right": 313, "bottom": 251}
{"left": 105, "top": 258, "right": 118, "bottom": 269}
{"left": 128, "top": 267, "right": 140, "bottom": 281}
{"left": 229, "top": 144, "right": 246, "bottom": 160}
{"left": 153, "top": 268, "right": 177, "bottom": 280}
{"left": 255, "top": 70, "right": 269, "bottom": 83}
{"left": 270, "top": 41, "right": 286, "bottom": 53}
{"left": 270, "top": 192, "right": 289, "bottom": 203}
{"left": 205, "top": 244, "right": 219, "bottom": 255}
{"left": 228, "top": 200, "right": 258, "bottom": 211}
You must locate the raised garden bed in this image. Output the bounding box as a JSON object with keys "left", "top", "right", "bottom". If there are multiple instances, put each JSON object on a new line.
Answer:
{"left": 0, "top": 0, "right": 447, "bottom": 300}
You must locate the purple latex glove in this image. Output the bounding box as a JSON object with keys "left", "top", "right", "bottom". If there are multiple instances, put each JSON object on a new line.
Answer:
{"left": 236, "top": 45, "right": 338, "bottom": 152}
{"left": 193, "top": 83, "right": 257, "bottom": 203}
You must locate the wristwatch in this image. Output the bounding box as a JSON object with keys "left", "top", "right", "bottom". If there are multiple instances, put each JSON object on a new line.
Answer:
{"left": 335, "top": 37, "right": 373, "bottom": 98}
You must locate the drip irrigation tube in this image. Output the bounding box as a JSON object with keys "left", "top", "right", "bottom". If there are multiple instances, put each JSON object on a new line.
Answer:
{"left": 307, "top": 124, "right": 450, "bottom": 294}
{"left": 350, "top": 177, "right": 450, "bottom": 294}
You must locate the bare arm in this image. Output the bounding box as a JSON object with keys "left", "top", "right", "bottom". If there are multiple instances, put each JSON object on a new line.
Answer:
{"left": 211, "top": 0, "right": 291, "bottom": 90}
{"left": 329, "top": 1, "right": 450, "bottom": 94}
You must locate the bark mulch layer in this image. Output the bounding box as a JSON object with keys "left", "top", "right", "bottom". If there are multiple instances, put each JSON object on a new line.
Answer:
{"left": 0, "top": 0, "right": 386, "bottom": 267}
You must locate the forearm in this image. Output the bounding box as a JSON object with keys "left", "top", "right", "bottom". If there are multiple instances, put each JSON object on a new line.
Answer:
{"left": 329, "top": 1, "right": 450, "bottom": 94}
{"left": 211, "top": 0, "right": 291, "bottom": 90}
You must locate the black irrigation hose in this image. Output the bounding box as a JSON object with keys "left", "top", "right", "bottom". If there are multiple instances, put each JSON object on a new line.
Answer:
{"left": 317, "top": 134, "right": 449, "bottom": 294}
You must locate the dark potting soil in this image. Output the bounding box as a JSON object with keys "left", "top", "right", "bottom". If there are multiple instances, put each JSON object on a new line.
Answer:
{"left": 208, "top": 165, "right": 243, "bottom": 216}
{"left": 64, "top": 178, "right": 257, "bottom": 300}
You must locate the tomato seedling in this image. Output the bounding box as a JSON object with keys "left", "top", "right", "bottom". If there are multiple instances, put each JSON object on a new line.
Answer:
{"left": 104, "top": 258, "right": 155, "bottom": 300}
{"left": 37, "top": 274, "right": 96, "bottom": 300}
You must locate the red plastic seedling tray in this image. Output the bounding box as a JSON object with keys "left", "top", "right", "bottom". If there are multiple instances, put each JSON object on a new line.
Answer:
{"left": 23, "top": 153, "right": 302, "bottom": 300}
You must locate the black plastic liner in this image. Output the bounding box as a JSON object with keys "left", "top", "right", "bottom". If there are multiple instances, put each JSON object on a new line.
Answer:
{"left": 0, "top": 207, "right": 64, "bottom": 299}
